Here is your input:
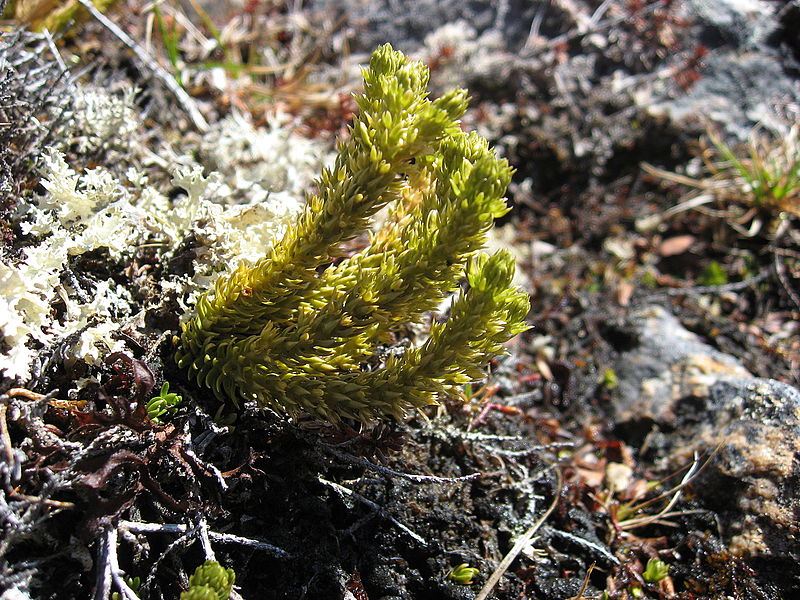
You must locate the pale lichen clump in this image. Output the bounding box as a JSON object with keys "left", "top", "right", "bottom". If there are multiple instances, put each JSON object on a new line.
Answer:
{"left": 0, "top": 85, "right": 328, "bottom": 382}
{"left": 1, "top": 153, "right": 134, "bottom": 379}
{"left": 66, "top": 84, "right": 140, "bottom": 154}
{"left": 200, "top": 111, "right": 329, "bottom": 202}
{"left": 419, "top": 20, "right": 507, "bottom": 92}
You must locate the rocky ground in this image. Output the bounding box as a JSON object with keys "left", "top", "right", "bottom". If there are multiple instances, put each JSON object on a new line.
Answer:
{"left": 0, "top": 1, "right": 798, "bottom": 599}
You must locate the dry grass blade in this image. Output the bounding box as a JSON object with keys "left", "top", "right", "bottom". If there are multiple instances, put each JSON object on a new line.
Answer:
{"left": 74, "top": 0, "right": 208, "bottom": 131}
{"left": 566, "top": 563, "right": 596, "bottom": 600}
{"left": 640, "top": 124, "right": 800, "bottom": 234}
{"left": 617, "top": 445, "right": 722, "bottom": 531}
{"left": 475, "top": 467, "right": 562, "bottom": 600}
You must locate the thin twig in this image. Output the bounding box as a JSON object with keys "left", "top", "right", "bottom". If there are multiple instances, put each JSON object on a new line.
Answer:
{"left": 41, "top": 29, "right": 69, "bottom": 73}
{"left": 589, "top": 0, "right": 614, "bottom": 25}
{"left": 0, "top": 405, "right": 15, "bottom": 471}
{"left": 441, "top": 425, "right": 575, "bottom": 451}
{"left": 526, "top": 1, "right": 546, "bottom": 44}
{"left": 523, "top": 0, "right": 664, "bottom": 53}
{"left": 181, "top": 446, "right": 229, "bottom": 491}
{"left": 196, "top": 517, "right": 216, "bottom": 561}
{"left": 107, "top": 527, "right": 141, "bottom": 600}
{"left": 641, "top": 162, "right": 706, "bottom": 188}
{"left": 204, "top": 531, "right": 292, "bottom": 555}
{"left": 547, "top": 528, "right": 619, "bottom": 566}
{"left": 443, "top": 428, "right": 530, "bottom": 442}
{"left": 499, "top": 390, "right": 542, "bottom": 405}
{"left": 74, "top": 0, "right": 208, "bottom": 131}
{"left": 774, "top": 253, "right": 800, "bottom": 312}
{"left": 140, "top": 523, "right": 194, "bottom": 593}
{"left": 320, "top": 444, "right": 485, "bottom": 484}
{"left": 479, "top": 443, "right": 576, "bottom": 458}
{"left": 6, "top": 388, "right": 48, "bottom": 401}
{"left": 637, "top": 269, "right": 770, "bottom": 302}
{"left": 317, "top": 476, "right": 427, "bottom": 546}
{"left": 94, "top": 529, "right": 112, "bottom": 600}
{"left": 8, "top": 491, "right": 74, "bottom": 509}
{"left": 118, "top": 520, "right": 291, "bottom": 557}
{"left": 475, "top": 467, "right": 562, "bottom": 600}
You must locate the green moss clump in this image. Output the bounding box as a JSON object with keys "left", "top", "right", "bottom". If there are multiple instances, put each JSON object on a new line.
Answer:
{"left": 698, "top": 261, "right": 728, "bottom": 287}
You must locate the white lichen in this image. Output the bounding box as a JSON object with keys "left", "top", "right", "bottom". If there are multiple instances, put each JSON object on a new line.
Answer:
{"left": 66, "top": 84, "right": 139, "bottom": 154}
{"left": 200, "top": 110, "right": 328, "bottom": 202}
{"left": 418, "top": 21, "right": 507, "bottom": 92}
{"left": 1, "top": 92, "right": 329, "bottom": 381}
{"left": 34, "top": 149, "right": 121, "bottom": 225}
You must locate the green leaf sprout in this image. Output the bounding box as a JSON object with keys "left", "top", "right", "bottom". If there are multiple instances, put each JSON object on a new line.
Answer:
{"left": 146, "top": 381, "right": 182, "bottom": 423}
{"left": 447, "top": 563, "right": 480, "bottom": 585}
{"left": 642, "top": 557, "right": 670, "bottom": 583}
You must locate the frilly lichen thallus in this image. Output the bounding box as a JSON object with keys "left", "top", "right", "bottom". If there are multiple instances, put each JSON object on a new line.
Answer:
{"left": 176, "top": 44, "right": 530, "bottom": 423}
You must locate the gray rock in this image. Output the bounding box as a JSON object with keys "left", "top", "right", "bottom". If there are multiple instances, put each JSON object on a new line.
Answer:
{"left": 609, "top": 306, "right": 800, "bottom": 563}
{"left": 653, "top": 0, "right": 800, "bottom": 139}
{"left": 609, "top": 305, "right": 749, "bottom": 428}
{"left": 687, "top": 0, "right": 776, "bottom": 48}
{"left": 657, "top": 52, "right": 800, "bottom": 140}
{"left": 308, "top": 0, "right": 547, "bottom": 54}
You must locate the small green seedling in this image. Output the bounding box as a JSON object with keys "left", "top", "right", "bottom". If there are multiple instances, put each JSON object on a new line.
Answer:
{"left": 146, "top": 382, "right": 182, "bottom": 423}
{"left": 698, "top": 261, "right": 728, "bottom": 287}
{"left": 642, "top": 558, "right": 669, "bottom": 583}
{"left": 181, "top": 561, "right": 236, "bottom": 600}
{"left": 640, "top": 269, "right": 658, "bottom": 288}
{"left": 448, "top": 563, "right": 479, "bottom": 585}
{"left": 599, "top": 368, "right": 618, "bottom": 390}
{"left": 153, "top": 3, "right": 183, "bottom": 86}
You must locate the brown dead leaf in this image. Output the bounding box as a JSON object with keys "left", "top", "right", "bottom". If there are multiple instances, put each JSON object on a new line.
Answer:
{"left": 575, "top": 466, "right": 606, "bottom": 488}
{"left": 658, "top": 235, "right": 696, "bottom": 256}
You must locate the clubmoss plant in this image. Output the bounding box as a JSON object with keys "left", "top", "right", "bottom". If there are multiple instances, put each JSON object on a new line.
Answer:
{"left": 176, "top": 44, "right": 530, "bottom": 423}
